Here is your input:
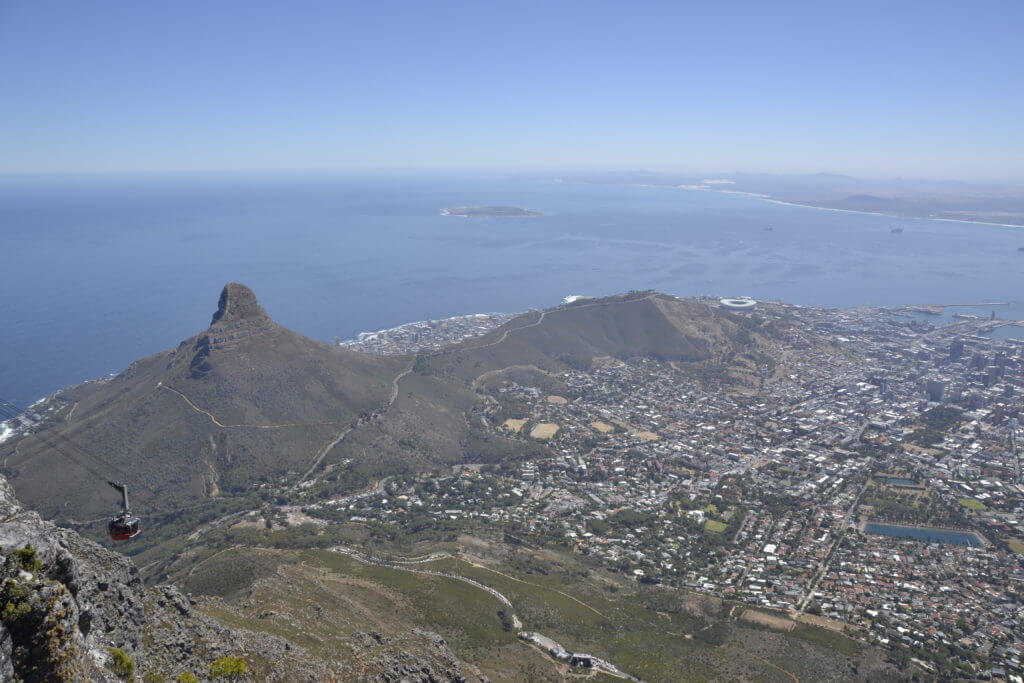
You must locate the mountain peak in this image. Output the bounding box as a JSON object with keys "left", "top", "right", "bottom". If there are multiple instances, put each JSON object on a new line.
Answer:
{"left": 210, "top": 282, "right": 268, "bottom": 326}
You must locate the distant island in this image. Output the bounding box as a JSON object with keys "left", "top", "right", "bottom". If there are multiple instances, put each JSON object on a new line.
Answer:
{"left": 441, "top": 206, "right": 543, "bottom": 217}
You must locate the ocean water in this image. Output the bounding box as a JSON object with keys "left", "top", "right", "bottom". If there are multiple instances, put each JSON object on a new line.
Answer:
{"left": 2, "top": 171, "right": 1023, "bottom": 407}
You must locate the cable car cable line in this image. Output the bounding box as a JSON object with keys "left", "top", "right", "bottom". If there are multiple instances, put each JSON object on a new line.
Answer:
{"left": 0, "top": 396, "right": 145, "bottom": 540}
{"left": 0, "top": 396, "right": 154, "bottom": 493}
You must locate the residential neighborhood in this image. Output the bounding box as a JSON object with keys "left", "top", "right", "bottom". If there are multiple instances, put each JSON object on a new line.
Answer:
{"left": 320, "top": 299, "right": 1024, "bottom": 678}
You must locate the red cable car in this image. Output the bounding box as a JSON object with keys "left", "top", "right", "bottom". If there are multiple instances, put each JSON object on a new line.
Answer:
{"left": 107, "top": 481, "right": 141, "bottom": 541}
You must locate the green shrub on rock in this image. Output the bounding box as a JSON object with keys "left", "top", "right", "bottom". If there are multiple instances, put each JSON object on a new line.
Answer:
{"left": 12, "top": 544, "right": 43, "bottom": 574}
{"left": 209, "top": 655, "right": 248, "bottom": 680}
{"left": 103, "top": 646, "right": 136, "bottom": 679}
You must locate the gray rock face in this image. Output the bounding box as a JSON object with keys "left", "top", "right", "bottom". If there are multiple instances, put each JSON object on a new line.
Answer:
{"left": 0, "top": 475, "right": 470, "bottom": 681}
{"left": 0, "top": 476, "right": 140, "bottom": 681}
{"left": 142, "top": 585, "right": 327, "bottom": 681}
{"left": 0, "top": 622, "right": 15, "bottom": 680}
{"left": 210, "top": 282, "right": 270, "bottom": 326}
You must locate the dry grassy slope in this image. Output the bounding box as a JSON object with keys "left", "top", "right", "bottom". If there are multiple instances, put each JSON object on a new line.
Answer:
{"left": 329, "top": 370, "right": 480, "bottom": 473}
{"left": 7, "top": 284, "right": 406, "bottom": 519}
{"left": 425, "top": 292, "right": 765, "bottom": 385}
{"left": 169, "top": 542, "right": 904, "bottom": 683}
{"left": 174, "top": 548, "right": 480, "bottom": 681}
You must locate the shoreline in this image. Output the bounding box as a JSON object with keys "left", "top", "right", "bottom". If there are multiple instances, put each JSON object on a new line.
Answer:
{"left": 560, "top": 178, "right": 1024, "bottom": 229}
{"left": 675, "top": 185, "right": 1024, "bottom": 229}
{"left": 440, "top": 206, "right": 543, "bottom": 218}
{"left": 761, "top": 196, "right": 1024, "bottom": 229}
{"left": 15, "top": 294, "right": 1024, "bottom": 410}
{"left": 339, "top": 311, "right": 515, "bottom": 346}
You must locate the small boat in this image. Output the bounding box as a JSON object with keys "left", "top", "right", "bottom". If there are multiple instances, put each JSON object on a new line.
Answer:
{"left": 891, "top": 227, "right": 904, "bottom": 233}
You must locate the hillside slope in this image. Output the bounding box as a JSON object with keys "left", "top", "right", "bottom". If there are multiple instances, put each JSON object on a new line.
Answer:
{"left": 0, "top": 473, "right": 468, "bottom": 681}
{"left": 4, "top": 287, "right": 771, "bottom": 523}
{"left": 6, "top": 283, "right": 406, "bottom": 519}
{"left": 308, "top": 292, "right": 774, "bottom": 496}
{"left": 421, "top": 291, "right": 769, "bottom": 385}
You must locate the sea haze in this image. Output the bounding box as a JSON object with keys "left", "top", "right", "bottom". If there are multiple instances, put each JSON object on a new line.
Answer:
{"left": 2, "top": 171, "right": 1022, "bottom": 406}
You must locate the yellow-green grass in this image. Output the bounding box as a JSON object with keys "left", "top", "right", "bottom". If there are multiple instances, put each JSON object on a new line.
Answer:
{"left": 591, "top": 421, "right": 615, "bottom": 433}
{"left": 502, "top": 418, "right": 528, "bottom": 433}
{"left": 959, "top": 498, "right": 987, "bottom": 511}
{"left": 791, "top": 624, "right": 862, "bottom": 657}
{"left": 189, "top": 545, "right": 881, "bottom": 682}
{"left": 1006, "top": 538, "right": 1024, "bottom": 554}
{"left": 529, "top": 423, "right": 559, "bottom": 440}
{"left": 424, "top": 557, "right": 716, "bottom": 681}
{"left": 303, "top": 550, "right": 516, "bottom": 651}
{"left": 704, "top": 519, "right": 728, "bottom": 533}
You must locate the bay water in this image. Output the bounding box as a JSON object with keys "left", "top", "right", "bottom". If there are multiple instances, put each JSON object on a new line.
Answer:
{"left": 2, "top": 171, "right": 1022, "bottom": 407}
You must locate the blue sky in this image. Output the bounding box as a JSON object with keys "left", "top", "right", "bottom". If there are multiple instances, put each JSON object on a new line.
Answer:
{"left": 1, "top": 1, "right": 1021, "bottom": 179}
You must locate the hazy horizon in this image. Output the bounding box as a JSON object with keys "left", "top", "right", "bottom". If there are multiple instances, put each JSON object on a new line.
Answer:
{"left": 1, "top": 167, "right": 1022, "bottom": 192}
{"left": 2, "top": 1, "right": 1022, "bottom": 181}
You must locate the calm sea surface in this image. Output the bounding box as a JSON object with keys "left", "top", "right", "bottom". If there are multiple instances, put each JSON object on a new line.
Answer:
{"left": 2, "top": 172, "right": 1023, "bottom": 407}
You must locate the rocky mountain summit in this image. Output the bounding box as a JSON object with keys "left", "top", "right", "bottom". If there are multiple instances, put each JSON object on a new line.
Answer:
{"left": 192, "top": 283, "right": 277, "bottom": 379}
{"left": 0, "top": 475, "right": 466, "bottom": 681}
{"left": 7, "top": 283, "right": 405, "bottom": 519}
{"left": 210, "top": 282, "right": 271, "bottom": 327}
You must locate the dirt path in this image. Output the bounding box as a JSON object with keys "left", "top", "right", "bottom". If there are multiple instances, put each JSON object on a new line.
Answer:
{"left": 445, "top": 293, "right": 659, "bottom": 359}
{"left": 460, "top": 558, "right": 610, "bottom": 619}
{"left": 186, "top": 510, "right": 250, "bottom": 541}
{"left": 158, "top": 382, "right": 334, "bottom": 429}
{"left": 159, "top": 355, "right": 414, "bottom": 485}
{"left": 326, "top": 545, "right": 636, "bottom": 680}
{"left": 733, "top": 646, "right": 800, "bottom": 683}
{"left": 456, "top": 310, "right": 547, "bottom": 353}
{"left": 329, "top": 545, "right": 514, "bottom": 608}
{"left": 299, "top": 425, "right": 356, "bottom": 482}
{"left": 470, "top": 364, "right": 560, "bottom": 390}
{"left": 298, "top": 360, "right": 414, "bottom": 483}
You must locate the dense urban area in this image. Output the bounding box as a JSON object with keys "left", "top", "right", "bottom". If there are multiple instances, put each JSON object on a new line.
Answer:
{"left": 328, "top": 299, "right": 1024, "bottom": 679}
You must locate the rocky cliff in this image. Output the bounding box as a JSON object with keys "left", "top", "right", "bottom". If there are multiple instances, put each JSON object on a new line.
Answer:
{"left": 0, "top": 475, "right": 467, "bottom": 681}
{"left": 0, "top": 474, "right": 143, "bottom": 680}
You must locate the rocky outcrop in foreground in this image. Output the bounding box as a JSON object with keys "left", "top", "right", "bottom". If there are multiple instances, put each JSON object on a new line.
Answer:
{"left": 0, "top": 475, "right": 143, "bottom": 681}
{"left": 0, "top": 475, "right": 466, "bottom": 681}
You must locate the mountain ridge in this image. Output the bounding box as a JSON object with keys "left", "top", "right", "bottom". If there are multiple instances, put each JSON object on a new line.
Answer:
{"left": 3, "top": 286, "right": 772, "bottom": 523}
